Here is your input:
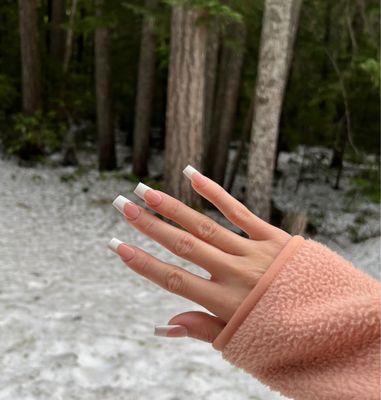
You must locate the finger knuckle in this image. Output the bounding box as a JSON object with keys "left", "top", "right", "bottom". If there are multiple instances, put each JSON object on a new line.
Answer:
{"left": 174, "top": 233, "right": 195, "bottom": 257}
{"left": 166, "top": 199, "right": 181, "bottom": 219}
{"left": 197, "top": 218, "right": 217, "bottom": 240}
{"left": 142, "top": 218, "right": 156, "bottom": 234}
{"left": 136, "top": 254, "right": 151, "bottom": 275}
{"left": 200, "top": 327, "right": 215, "bottom": 343}
{"left": 227, "top": 205, "right": 251, "bottom": 225}
{"left": 208, "top": 185, "right": 225, "bottom": 204}
{"left": 165, "top": 270, "right": 185, "bottom": 294}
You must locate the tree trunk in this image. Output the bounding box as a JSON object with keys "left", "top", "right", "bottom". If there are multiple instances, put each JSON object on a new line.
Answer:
{"left": 50, "top": 0, "right": 66, "bottom": 63}
{"left": 95, "top": 0, "right": 116, "bottom": 171}
{"left": 18, "top": 0, "right": 42, "bottom": 115}
{"left": 203, "top": 27, "right": 219, "bottom": 153}
{"left": 226, "top": 91, "right": 255, "bottom": 193}
{"left": 63, "top": 0, "right": 78, "bottom": 75}
{"left": 246, "top": 0, "right": 302, "bottom": 221}
{"left": 332, "top": 118, "right": 347, "bottom": 189}
{"left": 164, "top": 6, "right": 208, "bottom": 206}
{"left": 132, "top": 0, "right": 158, "bottom": 179}
{"left": 206, "top": 22, "right": 246, "bottom": 186}
{"left": 281, "top": 212, "right": 308, "bottom": 235}
{"left": 60, "top": 0, "right": 79, "bottom": 166}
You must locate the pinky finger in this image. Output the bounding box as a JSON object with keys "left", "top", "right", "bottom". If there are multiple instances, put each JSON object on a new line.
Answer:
{"left": 155, "top": 311, "right": 225, "bottom": 343}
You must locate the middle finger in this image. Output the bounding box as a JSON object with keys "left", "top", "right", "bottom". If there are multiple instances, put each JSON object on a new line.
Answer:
{"left": 133, "top": 184, "right": 249, "bottom": 255}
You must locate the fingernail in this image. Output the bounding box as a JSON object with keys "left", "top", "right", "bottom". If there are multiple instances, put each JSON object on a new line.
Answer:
{"left": 108, "top": 238, "right": 135, "bottom": 260}
{"left": 108, "top": 237, "right": 123, "bottom": 254}
{"left": 144, "top": 189, "right": 162, "bottom": 206}
{"left": 134, "top": 182, "right": 151, "bottom": 200}
{"left": 154, "top": 325, "right": 188, "bottom": 338}
{"left": 118, "top": 243, "right": 135, "bottom": 261}
{"left": 183, "top": 165, "right": 207, "bottom": 187}
{"left": 183, "top": 165, "right": 198, "bottom": 180}
{"left": 112, "top": 195, "right": 132, "bottom": 214}
{"left": 134, "top": 182, "right": 162, "bottom": 206}
{"left": 113, "top": 195, "right": 140, "bottom": 220}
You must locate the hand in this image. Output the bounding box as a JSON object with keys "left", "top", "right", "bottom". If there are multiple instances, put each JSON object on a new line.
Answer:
{"left": 109, "top": 166, "right": 290, "bottom": 343}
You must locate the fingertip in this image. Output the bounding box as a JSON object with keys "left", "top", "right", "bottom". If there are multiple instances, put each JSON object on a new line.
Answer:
{"left": 108, "top": 238, "right": 123, "bottom": 254}
{"left": 144, "top": 189, "right": 163, "bottom": 206}
{"left": 183, "top": 165, "right": 198, "bottom": 179}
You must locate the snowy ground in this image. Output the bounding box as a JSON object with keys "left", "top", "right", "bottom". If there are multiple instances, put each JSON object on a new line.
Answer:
{"left": 0, "top": 156, "right": 287, "bottom": 400}
{"left": 0, "top": 147, "right": 379, "bottom": 400}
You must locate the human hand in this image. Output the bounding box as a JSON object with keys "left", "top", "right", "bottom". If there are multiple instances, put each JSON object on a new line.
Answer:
{"left": 108, "top": 166, "right": 290, "bottom": 343}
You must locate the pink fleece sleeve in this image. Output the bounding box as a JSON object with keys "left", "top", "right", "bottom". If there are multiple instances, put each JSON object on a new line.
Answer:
{"left": 213, "top": 236, "right": 380, "bottom": 400}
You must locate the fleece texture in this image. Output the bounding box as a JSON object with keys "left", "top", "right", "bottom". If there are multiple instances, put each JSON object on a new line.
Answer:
{"left": 215, "top": 237, "right": 380, "bottom": 400}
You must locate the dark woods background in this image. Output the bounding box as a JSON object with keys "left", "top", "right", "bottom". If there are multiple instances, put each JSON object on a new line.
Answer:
{"left": 0, "top": 0, "right": 379, "bottom": 224}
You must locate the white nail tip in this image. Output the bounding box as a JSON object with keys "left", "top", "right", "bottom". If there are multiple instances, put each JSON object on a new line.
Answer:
{"left": 134, "top": 182, "right": 151, "bottom": 200}
{"left": 154, "top": 325, "right": 184, "bottom": 337}
{"left": 183, "top": 165, "right": 198, "bottom": 179}
{"left": 112, "top": 195, "right": 132, "bottom": 214}
{"left": 108, "top": 238, "right": 123, "bottom": 253}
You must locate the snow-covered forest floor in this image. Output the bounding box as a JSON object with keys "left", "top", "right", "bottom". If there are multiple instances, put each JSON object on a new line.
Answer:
{"left": 0, "top": 146, "right": 379, "bottom": 400}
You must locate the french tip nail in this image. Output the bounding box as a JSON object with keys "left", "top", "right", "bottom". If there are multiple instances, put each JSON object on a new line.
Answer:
{"left": 183, "top": 165, "right": 198, "bottom": 180}
{"left": 134, "top": 182, "right": 151, "bottom": 200}
{"left": 108, "top": 237, "right": 123, "bottom": 254}
{"left": 112, "top": 195, "right": 131, "bottom": 214}
{"left": 154, "top": 324, "right": 188, "bottom": 337}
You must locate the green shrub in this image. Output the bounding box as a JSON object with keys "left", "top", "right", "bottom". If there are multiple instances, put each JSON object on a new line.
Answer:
{"left": 0, "top": 74, "right": 17, "bottom": 110}
{"left": 351, "top": 168, "right": 380, "bottom": 204}
{"left": 2, "top": 111, "right": 66, "bottom": 161}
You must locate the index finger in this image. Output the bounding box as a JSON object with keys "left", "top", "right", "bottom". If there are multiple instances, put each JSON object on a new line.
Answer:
{"left": 183, "top": 165, "right": 286, "bottom": 240}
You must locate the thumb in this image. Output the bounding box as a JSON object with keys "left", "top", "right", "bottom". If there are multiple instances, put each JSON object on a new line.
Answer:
{"left": 155, "top": 311, "right": 226, "bottom": 343}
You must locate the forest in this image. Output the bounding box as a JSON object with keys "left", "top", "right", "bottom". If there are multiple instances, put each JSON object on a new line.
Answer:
{"left": 0, "top": 0, "right": 379, "bottom": 223}
{"left": 0, "top": 1, "right": 380, "bottom": 398}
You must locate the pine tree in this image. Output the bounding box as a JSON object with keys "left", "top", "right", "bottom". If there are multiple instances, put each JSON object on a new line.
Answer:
{"left": 246, "top": 0, "right": 302, "bottom": 221}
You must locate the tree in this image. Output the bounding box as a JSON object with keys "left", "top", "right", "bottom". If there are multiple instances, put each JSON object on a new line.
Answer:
{"left": 18, "top": 0, "right": 42, "bottom": 115}
{"left": 203, "top": 26, "right": 220, "bottom": 150}
{"left": 205, "top": 21, "right": 246, "bottom": 186}
{"left": 246, "top": 0, "right": 302, "bottom": 221}
{"left": 50, "top": 0, "right": 66, "bottom": 64}
{"left": 63, "top": 0, "right": 78, "bottom": 75}
{"left": 95, "top": 0, "right": 116, "bottom": 170}
{"left": 226, "top": 91, "right": 255, "bottom": 192}
{"left": 59, "top": 0, "right": 79, "bottom": 166}
{"left": 132, "top": 0, "right": 158, "bottom": 179}
{"left": 164, "top": 5, "right": 208, "bottom": 206}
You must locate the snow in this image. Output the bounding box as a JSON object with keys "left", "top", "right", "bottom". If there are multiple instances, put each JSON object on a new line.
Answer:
{"left": 232, "top": 146, "right": 380, "bottom": 279}
{"left": 273, "top": 147, "right": 380, "bottom": 280}
{"left": 0, "top": 146, "right": 379, "bottom": 400}
{"left": 0, "top": 156, "right": 287, "bottom": 400}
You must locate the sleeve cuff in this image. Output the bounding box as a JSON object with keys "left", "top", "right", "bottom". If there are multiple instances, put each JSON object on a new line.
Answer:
{"left": 212, "top": 235, "right": 305, "bottom": 351}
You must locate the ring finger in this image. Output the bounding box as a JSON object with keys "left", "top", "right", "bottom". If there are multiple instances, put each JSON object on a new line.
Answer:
{"left": 108, "top": 239, "right": 235, "bottom": 321}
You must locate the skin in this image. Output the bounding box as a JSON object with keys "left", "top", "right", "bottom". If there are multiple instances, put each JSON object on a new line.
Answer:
{"left": 114, "top": 170, "right": 291, "bottom": 343}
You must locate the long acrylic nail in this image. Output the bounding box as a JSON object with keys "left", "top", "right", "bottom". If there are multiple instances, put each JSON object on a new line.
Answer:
{"left": 183, "top": 165, "right": 198, "bottom": 180}
{"left": 133, "top": 182, "right": 162, "bottom": 206}
{"left": 154, "top": 325, "right": 188, "bottom": 338}
{"left": 183, "top": 165, "right": 207, "bottom": 187}
{"left": 108, "top": 238, "right": 135, "bottom": 260}
{"left": 108, "top": 238, "right": 123, "bottom": 254}
{"left": 134, "top": 182, "right": 151, "bottom": 200}
{"left": 112, "top": 195, "right": 132, "bottom": 214}
{"left": 113, "top": 195, "right": 140, "bottom": 219}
